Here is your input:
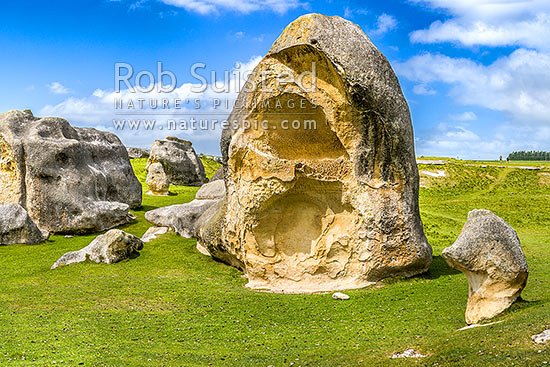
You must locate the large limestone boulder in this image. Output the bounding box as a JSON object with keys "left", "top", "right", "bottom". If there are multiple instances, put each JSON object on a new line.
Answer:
{"left": 51, "top": 229, "right": 143, "bottom": 269}
{"left": 0, "top": 203, "right": 47, "bottom": 245}
{"left": 0, "top": 110, "right": 142, "bottom": 233}
{"left": 198, "top": 14, "right": 432, "bottom": 292}
{"left": 442, "top": 209, "right": 528, "bottom": 324}
{"left": 146, "top": 162, "right": 170, "bottom": 196}
{"left": 146, "top": 137, "right": 206, "bottom": 186}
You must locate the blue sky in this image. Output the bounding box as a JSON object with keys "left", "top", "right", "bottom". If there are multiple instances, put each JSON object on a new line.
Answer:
{"left": 1, "top": 0, "right": 549, "bottom": 159}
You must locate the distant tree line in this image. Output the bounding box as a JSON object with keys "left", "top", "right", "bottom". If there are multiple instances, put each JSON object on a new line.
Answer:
{"left": 508, "top": 151, "right": 550, "bottom": 161}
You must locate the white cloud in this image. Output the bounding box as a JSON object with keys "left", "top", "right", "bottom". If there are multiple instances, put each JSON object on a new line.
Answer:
{"left": 395, "top": 49, "right": 550, "bottom": 123}
{"left": 39, "top": 56, "right": 262, "bottom": 153}
{"left": 413, "top": 83, "right": 436, "bottom": 95}
{"left": 410, "top": 0, "right": 550, "bottom": 49}
{"left": 448, "top": 111, "right": 477, "bottom": 121}
{"left": 370, "top": 14, "right": 397, "bottom": 35}
{"left": 416, "top": 122, "right": 550, "bottom": 159}
{"left": 343, "top": 7, "right": 368, "bottom": 19}
{"left": 158, "top": 0, "right": 305, "bottom": 15}
{"left": 47, "top": 82, "right": 71, "bottom": 95}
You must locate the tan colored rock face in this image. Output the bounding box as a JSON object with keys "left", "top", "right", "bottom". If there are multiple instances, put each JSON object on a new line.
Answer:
{"left": 200, "top": 14, "right": 432, "bottom": 293}
{"left": 146, "top": 162, "right": 170, "bottom": 196}
{"left": 0, "top": 136, "right": 24, "bottom": 206}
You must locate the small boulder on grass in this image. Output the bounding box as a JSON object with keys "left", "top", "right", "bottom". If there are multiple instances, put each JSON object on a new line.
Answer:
{"left": 442, "top": 209, "right": 528, "bottom": 324}
{"left": 332, "top": 292, "right": 350, "bottom": 300}
{"left": 51, "top": 229, "right": 143, "bottom": 269}
{"left": 0, "top": 204, "right": 48, "bottom": 245}
{"left": 146, "top": 162, "right": 170, "bottom": 196}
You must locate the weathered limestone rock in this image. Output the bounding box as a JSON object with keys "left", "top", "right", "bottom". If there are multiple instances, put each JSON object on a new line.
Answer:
{"left": 146, "top": 162, "right": 170, "bottom": 196}
{"left": 198, "top": 14, "right": 432, "bottom": 292}
{"left": 0, "top": 110, "right": 142, "bottom": 233}
{"left": 51, "top": 229, "right": 143, "bottom": 268}
{"left": 146, "top": 136, "right": 206, "bottom": 186}
{"left": 126, "top": 147, "right": 150, "bottom": 159}
{"left": 442, "top": 209, "right": 528, "bottom": 324}
{"left": 195, "top": 180, "right": 225, "bottom": 200}
{"left": 145, "top": 199, "right": 217, "bottom": 238}
{"left": 0, "top": 203, "right": 47, "bottom": 245}
{"left": 210, "top": 167, "right": 224, "bottom": 182}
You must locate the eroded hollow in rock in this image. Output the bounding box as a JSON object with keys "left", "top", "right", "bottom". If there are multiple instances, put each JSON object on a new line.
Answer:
{"left": 247, "top": 94, "right": 347, "bottom": 161}
{"left": 201, "top": 14, "right": 432, "bottom": 293}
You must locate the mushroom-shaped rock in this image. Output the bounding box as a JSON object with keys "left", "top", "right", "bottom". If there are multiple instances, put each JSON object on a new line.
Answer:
{"left": 199, "top": 13, "right": 432, "bottom": 293}
{"left": 442, "top": 209, "right": 528, "bottom": 324}
{"left": 146, "top": 162, "right": 170, "bottom": 196}
{"left": 146, "top": 137, "right": 206, "bottom": 186}
{"left": 0, "top": 204, "right": 47, "bottom": 245}
{"left": 51, "top": 229, "right": 143, "bottom": 269}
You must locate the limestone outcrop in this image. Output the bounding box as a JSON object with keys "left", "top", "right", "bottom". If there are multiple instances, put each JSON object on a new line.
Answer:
{"left": 442, "top": 209, "right": 528, "bottom": 324}
{"left": 146, "top": 137, "right": 206, "bottom": 186}
{"left": 146, "top": 162, "right": 170, "bottom": 196}
{"left": 0, "top": 110, "right": 142, "bottom": 233}
{"left": 51, "top": 229, "right": 143, "bottom": 269}
{"left": 0, "top": 203, "right": 48, "bottom": 245}
{"left": 197, "top": 14, "right": 432, "bottom": 292}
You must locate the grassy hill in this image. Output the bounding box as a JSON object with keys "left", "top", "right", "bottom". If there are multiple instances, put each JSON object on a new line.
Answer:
{"left": 0, "top": 159, "right": 548, "bottom": 366}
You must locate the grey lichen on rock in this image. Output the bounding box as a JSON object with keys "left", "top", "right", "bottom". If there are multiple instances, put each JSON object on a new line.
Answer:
{"left": 147, "top": 137, "right": 206, "bottom": 186}
{"left": 51, "top": 229, "right": 143, "bottom": 269}
{"left": 442, "top": 209, "right": 528, "bottom": 324}
{"left": 0, "top": 203, "right": 47, "bottom": 245}
{"left": 197, "top": 13, "right": 432, "bottom": 293}
{"left": 0, "top": 109, "right": 142, "bottom": 233}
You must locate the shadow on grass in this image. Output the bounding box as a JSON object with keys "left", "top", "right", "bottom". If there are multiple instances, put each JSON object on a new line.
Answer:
{"left": 422, "top": 255, "right": 461, "bottom": 279}
{"left": 128, "top": 251, "right": 141, "bottom": 260}
{"left": 138, "top": 205, "right": 158, "bottom": 212}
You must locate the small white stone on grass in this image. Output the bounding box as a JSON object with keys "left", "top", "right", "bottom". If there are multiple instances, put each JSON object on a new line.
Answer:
{"left": 532, "top": 329, "right": 550, "bottom": 344}
{"left": 457, "top": 320, "right": 503, "bottom": 331}
{"left": 332, "top": 292, "right": 350, "bottom": 300}
{"left": 390, "top": 348, "right": 426, "bottom": 359}
{"left": 141, "top": 226, "right": 169, "bottom": 243}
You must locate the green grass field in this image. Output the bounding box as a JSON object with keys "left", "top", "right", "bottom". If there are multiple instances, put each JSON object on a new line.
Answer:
{"left": 0, "top": 158, "right": 548, "bottom": 366}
